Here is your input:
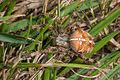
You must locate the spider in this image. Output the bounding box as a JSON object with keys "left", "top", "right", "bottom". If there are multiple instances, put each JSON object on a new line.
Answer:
{"left": 39, "top": 20, "right": 99, "bottom": 64}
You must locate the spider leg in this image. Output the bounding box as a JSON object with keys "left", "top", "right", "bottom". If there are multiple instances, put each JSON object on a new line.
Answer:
{"left": 41, "top": 47, "right": 59, "bottom": 53}
{"left": 54, "top": 16, "right": 66, "bottom": 34}
{"left": 57, "top": 21, "right": 64, "bottom": 34}
{"left": 41, "top": 47, "right": 100, "bottom": 64}
{"left": 48, "top": 25, "right": 58, "bottom": 36}
{"left": 75, "top": 53, "right": 100, "bottom": 64}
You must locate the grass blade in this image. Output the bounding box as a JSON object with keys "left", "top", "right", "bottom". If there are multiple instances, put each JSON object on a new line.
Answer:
{"left": 0, "top": 43, "right": 4, "bottom": 62}
{"left": 60, "top": 0, "right": 79, "bottom": 18}
{"left": 6, "top": 68, "right": 16, "bottom": 80}
{"left": 0, "top": 1, "right": 16, "bottom": 32}
{"left": 0, "top": 0, "right": 10, "bottom": 12}
{"left": 0, "top": 15, "right": 13, "bottom": 22}
{"left": 43, "top": 53, "right": 53, "bottom": 80}
{"left": 89, "top": 8, "right": 120, "bottom": 37}
{"left": 0, "top": 33, "right": 26, "bottom": 44}
{"left": 44, "top": 67, "right": 51, "bottom": 80}
{"left": 77, "top": 0, "right": 101, "bottom": 11}
{"left": 5, "top": 19, "right": 28, "bottom": 33}
{"left": 0, "top": 63, "right": 99, "bottom": 69}
{"left": 102, "top": 64, "right": 120, "bottom": 80}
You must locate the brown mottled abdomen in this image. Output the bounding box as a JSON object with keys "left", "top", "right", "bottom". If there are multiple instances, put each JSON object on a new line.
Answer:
{"left": 70, "top": 29, "right": 95, "bottom": 54}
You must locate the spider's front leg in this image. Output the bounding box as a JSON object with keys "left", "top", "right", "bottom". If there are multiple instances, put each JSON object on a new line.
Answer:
{"left": 75, "top": 53, "right": 100, "bottom": 64}
{"left": 40, "top": 46, "right": 70, "bottom": 61}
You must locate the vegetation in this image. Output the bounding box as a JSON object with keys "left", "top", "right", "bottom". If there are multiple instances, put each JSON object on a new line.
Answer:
{"left": 0, "top": 0, "right": 120, "bottom": 80}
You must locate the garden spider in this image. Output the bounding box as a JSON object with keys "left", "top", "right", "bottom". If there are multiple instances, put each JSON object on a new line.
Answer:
{"left": 39, "top": 20, "right": 99, "bottom": 64}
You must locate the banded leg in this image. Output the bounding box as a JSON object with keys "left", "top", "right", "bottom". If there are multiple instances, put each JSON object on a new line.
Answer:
{"left": 75, "top": 53, "right": 100, "bottom": 64}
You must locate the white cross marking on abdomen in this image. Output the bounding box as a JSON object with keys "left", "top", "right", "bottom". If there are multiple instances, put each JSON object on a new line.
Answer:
{"left": 70, "top": 38, "right": 86, "bottom": 41}
{"left": 70, "top": 38, "right": 93, "bottom": 43}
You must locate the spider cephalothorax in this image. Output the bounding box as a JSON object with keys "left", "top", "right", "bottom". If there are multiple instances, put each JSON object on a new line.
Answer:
{"left": 55, "top": 33, "right": 69, "bottom": 48}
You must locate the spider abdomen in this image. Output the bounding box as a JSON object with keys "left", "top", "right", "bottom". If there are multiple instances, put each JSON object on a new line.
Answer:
{"left": 70, "top": 29, "right": 94, "bottom": 54}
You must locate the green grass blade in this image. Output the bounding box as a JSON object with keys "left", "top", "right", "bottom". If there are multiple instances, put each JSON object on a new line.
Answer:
{"left": 6, "top": 68, "right": 16, "bottom": 80}
{"left": 102, "top": 64, "right": 120, "bottom": 80}
{"left": 0, "top": 15, "right": 13, "bottom": 22}
{"left": 43, "top": 39, "right": 53, "bottom": 49}
{"left": 86, "top": 31, "right": 120, "bottom": 57}
{"left": 57, "top": 0, "right": 60, "bottom": 17}
{"left": 0, "top": 44, "right": 4, "bottom": 62}
{"left": 5, "top": 19, "right": 28, "bottom": 33}
{"left": 44, "top": 67, "right": 51, "bottom": 80}
{"left": 106, "top": 0, "right": 112, "bottom": 13}
{"left": 29, "top": 29, "right": 40, "bottom": 38}
{"left": 0, "top": 1, "right": 16, "bottom": 32}
{"left": 0, "top": 33, "right": 32, "bottom": 44}
{"left": 54, "top": 63, "right": 99, "bottom": 69}
{"left": 0, "top": 0, "right": 10, "bottom": 12}
{"left": 67, "top": 69, "right": 90, "bottom": 80}
{"left": 98, "top": 50, "right": 120, "bottom": 63}
{"left": 0, "top": 33, "right": 25, "bottom": 44}
{"left": 43, "top": 31, "right": 51, "bottom": 40}
{"left": 43, "top": 53, "right": 53, "bottom": 80}
{"left": 25, "top": 14, "right": 32, "bottom": 39}
{"left": 60, "top": 0, "right": 79, "bottom": 18}
{"left": 0, "top": 63, "right": 99, "bottom": 69}
{"left": 37, "top": 73, "right": 41, "bottom": 80}
{"left": 4, "top": 1, "right": 16, "bottom": 16}
{"left": 26, "top": 32, "right": 41, "bottom": 52}
{"left": 53, "top": 68, "right": 57, "bottom": 80}
{"left": 77, "top": 0, "right": 101, "bottom": 11}
{"left": 57, "top": 67, "right": 70, "bottom": 77}
{"left": 100, "top": 52, "right": 120, "bottom": 71}
{"left": 57, "top": 58, "right": 83, "bottom": 77}
{"left": 89, "top": 8, "right": 120, "bottom": 37}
